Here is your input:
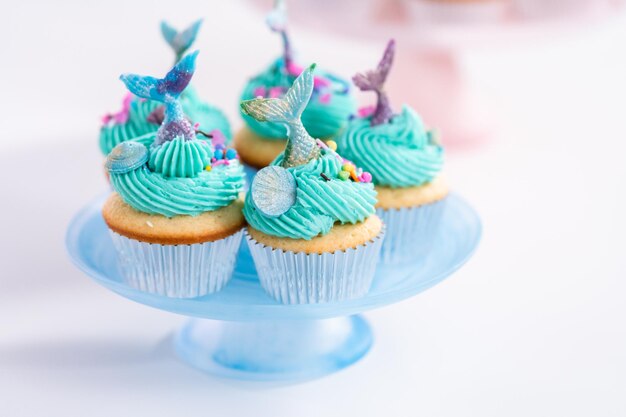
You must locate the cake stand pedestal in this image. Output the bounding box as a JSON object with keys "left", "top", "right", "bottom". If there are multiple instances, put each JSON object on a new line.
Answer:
{"left": 175, "top": 316, "right": 371, "bottom": 381}
{"left": 66, "top": 193, "right": 481, "bottom": 381}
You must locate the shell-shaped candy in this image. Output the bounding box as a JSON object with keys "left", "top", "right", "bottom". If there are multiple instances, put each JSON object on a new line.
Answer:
{"left": 251, "top": 166, "right": 297, "bottom": 217}
{"left": 106, "top": 141, "right": 149, "bottom": 174}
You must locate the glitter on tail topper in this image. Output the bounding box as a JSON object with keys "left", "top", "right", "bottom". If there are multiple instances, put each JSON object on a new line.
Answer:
{"left": 241, "top": 63, "right": 320, "bottom": 168}
{"left": 161, "top": 19, "right": 203, "bottom": 63}
{"left": 120, "top": 51, "right": 199, "bottom": 147}
{"left": 352, "top": 39, "right": 396, "bottom": 126}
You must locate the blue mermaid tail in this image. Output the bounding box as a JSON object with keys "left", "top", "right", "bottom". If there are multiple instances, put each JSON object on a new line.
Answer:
{"left": 120, "top": 51, "right": 198, "bottom": 146}
{"left": 161, "top": 19, "right": 203, "bottom": 62}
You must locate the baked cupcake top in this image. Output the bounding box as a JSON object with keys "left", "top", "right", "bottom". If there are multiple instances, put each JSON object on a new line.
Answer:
{"left": 336, "top": 40, "right": 444, "bottom": 188}
{"left": 99, "top": 19, "right": 231, "bottom": 156}
{"left": 239, "top": 1, "right": 356, "bottom": 140}
{"left": 106, "top": 51, "right": 245, "bottom": 218}
{"left": 241, "top": 64, "right": 377, "bottom": 240}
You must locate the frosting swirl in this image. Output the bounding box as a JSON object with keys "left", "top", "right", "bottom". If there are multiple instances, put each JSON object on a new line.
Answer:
{"left": 243, "top": 152, "right": 377, "bottom": 240}
{"left": 148, "top": 137, "right": 212, "bottom": 178}
{"left": 109, "top": 134, "right": 245, "bottom": 217}
{"left": 240, "top": 58, "right": 356, "bottom": 140}
{"left": 99, "top": 98, "right": 159, "bottom": 155}
{"left": 336, "top": 106, "right": 444, "bottom": 188}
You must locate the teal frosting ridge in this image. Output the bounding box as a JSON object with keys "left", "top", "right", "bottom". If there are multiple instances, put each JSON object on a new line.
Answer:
{"left": 148, "top": 136, "right": 212, "bottom": 178}
{"left": 336, "top": 106, "right": 444, "bottom": 188}
{"left": 240, "top": 58, "right": 357, "bottom": 140}
{"left": 99, "top": 97, "right": 160, "bottom": 155}
{"left": 110, "top": 133, "right": 245, "bottom": 217}
{"left": 243, "top": 152, "right": 377, "bottom": 240}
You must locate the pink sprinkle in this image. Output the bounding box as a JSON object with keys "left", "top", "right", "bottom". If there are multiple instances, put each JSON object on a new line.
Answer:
{"left": 358, "top": 106, "right": 375, "bottom": 118}
{"left": 211, "top": 157, "right": 217, "bottom": 163}
{"left": 101, "top": 93, "right": 132, "bottom": 126}
{"left": 269, "top": 87, "right": 283, "bottom": 98}
{"left": 210, "top": 129, "right": 226, "bottom": 146}
{"left": 286, "top": 62, "right": 303, "bottom": 76}
{"left": 319, "top": 92, "right": 331, "bottom": 104}
{"left": 253, "top": 86, "right": 266, "bottom": 97}
{"left": 360, "top": 172, "right": 373, "bottom": 183}
{"left": 315, "top": 139, "right": 329, "bottom": 150}
{"left": 193, "top": 122, "right": 200, "bottom": 129}
{"left": 313, "top": 76, "right": 331, "bottom": 88}
{"left": 213, "top": 159, "right": 230, "bottom": 166}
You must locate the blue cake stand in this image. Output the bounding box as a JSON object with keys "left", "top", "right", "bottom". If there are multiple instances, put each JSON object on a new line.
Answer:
{"left": 66, "top": 193, "right": 481, "bottom": 382}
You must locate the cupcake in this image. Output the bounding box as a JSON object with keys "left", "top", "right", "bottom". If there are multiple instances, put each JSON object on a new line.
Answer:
{"left": 99, "top": 19, "right": 231, "bottom": 157}
{"left": 241, "top": 64, "right": 384, "bottom": 304}
{"left": 234, "top": 0, "right": 357, "bottom": 170}
{"left": 336, "top": 40, "right": 448, "bottom": 265}
{"left": 102, "top": 51, "right": 246, "bottom": 298}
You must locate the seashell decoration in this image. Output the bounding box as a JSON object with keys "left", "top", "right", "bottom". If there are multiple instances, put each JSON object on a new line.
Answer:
{"left": 106, "top": 141, "right": 149, "bottom": 174}
{"left": 251, "top": 165, "right": 297, "bottom": 217}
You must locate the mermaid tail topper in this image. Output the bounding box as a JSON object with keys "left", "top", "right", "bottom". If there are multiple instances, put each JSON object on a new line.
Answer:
{"left": 241, "top": 63, "right": 320, "bottom": 168}
{"left": 353, "top": 39, "right": 396, "bottom": 126}
{"left": 161, "top": 19, "right": 203, "bottom": 63}
{"left": 120, "top": 51, "right": 198, "bottom": 146}
{"left": 266, "top": 0, "right": 293, "bottom": 69}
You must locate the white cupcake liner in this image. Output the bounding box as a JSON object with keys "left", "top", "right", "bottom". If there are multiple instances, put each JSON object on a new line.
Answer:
{"left": 245, "top": 228, "right": 385, "bottom": 304}
{"left": 109, "top": 230, "right": 243, "bottom": 298}
{"left": 376, "top": 197, "right": 447, "bottom": 265}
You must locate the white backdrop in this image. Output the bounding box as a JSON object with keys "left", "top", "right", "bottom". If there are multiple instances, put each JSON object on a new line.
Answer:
{"left": 1, "top": 1, "right": 625, "bottom": 416}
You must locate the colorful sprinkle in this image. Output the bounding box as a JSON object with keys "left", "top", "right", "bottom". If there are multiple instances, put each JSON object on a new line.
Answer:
{"left": 360, "top": 172, "right": 372, "bottom": 183}
{"left": 205, "top": 165, "right": 212, "bottom": 171}
{"left": 320, "top": 172, "right": 330, "bottom": 182}
{"left": 210, "top": 130, "right": 226, "bottom": 147}
{"left": 357, "top": 106, "right": 375, "bottom": 118}
{"left": 319, "top": 92, "right": 331, "bottom": 104}
{"left": 313, "top": 76, "right": 331, "bottom": 89}
{"left": 214, "top": 149, "right": 224, "bottom": 159}
{"left": 226, "top": 148, "right": 238, "bottom": 160}
{"left": 316, "top": 139, "right": 329, "bottom": 150}
{"left": 342, "top": 162, "right": 355, "bottom": 173}
{"left": 338, "top": 171, "right": 350, "bottom": 181}
{"left": 101, "top": 93, "right": 132, "bottom": 126}
{"left": 269, "top": 87, "right": 283, "bottom": 98}
{"left": 326, "top": 140, "right": 337, "bottom": 151}
{"left": 253, "top": 86, "right": 267, "bottom": 97}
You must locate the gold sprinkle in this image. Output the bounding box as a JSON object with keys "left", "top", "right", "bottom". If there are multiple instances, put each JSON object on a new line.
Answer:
{"left": 146, "top": 221, "right": 154, "bottom": 228}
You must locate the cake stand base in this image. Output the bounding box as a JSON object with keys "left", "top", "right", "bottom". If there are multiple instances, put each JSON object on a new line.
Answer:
{"left": 174, "top": 315, "right": 373, "bottom": 381}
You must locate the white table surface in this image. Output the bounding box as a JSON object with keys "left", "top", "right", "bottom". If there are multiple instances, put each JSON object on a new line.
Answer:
{"left": 1, "top": 1, "right": 625, "bottom": 416}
